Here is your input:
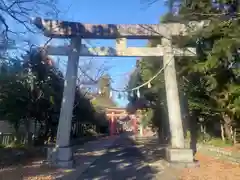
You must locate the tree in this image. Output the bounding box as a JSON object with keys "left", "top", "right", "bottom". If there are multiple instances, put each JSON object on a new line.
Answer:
{"left": 0, "top": 49, "right": 63, "bottom": 144}
{"left": 0, "top": 70, "right": 29, "bottom": 133}
{"left": 91, "top": 74, "right": 117, "bottom": 108}
{"left": 127, "top": 47, "right": 170, "bottom": 140}
{"left": 0, "top": 47, "right": 110, "bottom": 145}
{"left": 129, "top": 0, "right": 240, "bottom": 143}
{"left": 98, "top": 74, "right": 111, "bottom": 97}
{"left": 172, "top": 0, "right": 240, "bottom": 142}
{"left": 0, "top": 0, "right": 59, "bottom": 38}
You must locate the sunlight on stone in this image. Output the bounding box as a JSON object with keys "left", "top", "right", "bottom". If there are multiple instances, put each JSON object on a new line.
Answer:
{"left": 135, "top": 164, "right": 146, "bottom": 170}
{"left": 116, "top": 147, "right": 124, "bottom": 150}
{"left": 90, "top": 164, "right": 96, "bottom": 168}
{"left": 92, "top": 176, "right": 107, "bottom": 180}
{"left": 84, "top": 161, "right": 92, "bottom": 165}
{"left": 0, "top": 167, "right": 16, "bottom": 172}
{"left": 110, "top": 159, "right": 124, "bottom": 163}
{"left": 24, "top": 164, "right": 41, "bottom": 168}
{"left": 135, "top": 145, "right": 144, "bottom": 148}
{"left": 108, "top": 149, "right": 118, "bottom": 153}
{"left": 116, "top": 162, "right": 132, "bottom": 170}
{"left": 148, "top": 160, "right": 165, "bottom": 171}
{"left": 53, "top": 146, "right": 58, "bottom": 152}
{"left": 126, "top": 177, "right": 137, "bottom": 180}
{"left": 94, "top": 150, "right": 105, "bottom": 155}
{"left": 116, "top": 152, "right": 126, "bottom": 156}
{"left": 76, "top": 148, "right": 84, "bottom": 151}
{"left": 81, "top": 149, "right": 105, "bottom": 156}
{"left": 103, "top": 168, "right": 111, "bottom": 173}
{"left": 146, "top": 150, "right": 154, "bottom": 155}
{"left": 63, "top": 169, "right": 74, "bottom": 172}
{"left": 32, "top": 160, "right": 44, "bottom": 165}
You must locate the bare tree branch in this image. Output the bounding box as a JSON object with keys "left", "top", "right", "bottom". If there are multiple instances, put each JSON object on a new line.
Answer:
{"left": 59, "top": 57, "right": 110, "bottom": 87}
{"left": 0, "top": 0, "right": 60, "bottom": 41}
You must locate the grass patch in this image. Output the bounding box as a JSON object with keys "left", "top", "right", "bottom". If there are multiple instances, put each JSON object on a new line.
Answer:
{"left": 6, "top": 142, "right": 26, "bottom": 148}
{"left": 185, "top": 130, "right": 234, "bottom": 148}
{"left": 205, "top": 138, "right": 233, "bottom": 147}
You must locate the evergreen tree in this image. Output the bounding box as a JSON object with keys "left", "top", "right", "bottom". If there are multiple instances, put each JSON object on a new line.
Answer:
{"left": 128, "top": 0, "right": 240, "bottom": 143}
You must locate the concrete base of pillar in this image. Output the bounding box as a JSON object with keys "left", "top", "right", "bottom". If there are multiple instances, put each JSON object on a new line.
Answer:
{"left": 55, "top": 146, "right": 74, "bottom": 168}
{"left": 166, "top": 147, "right": 199, "bottom": 167}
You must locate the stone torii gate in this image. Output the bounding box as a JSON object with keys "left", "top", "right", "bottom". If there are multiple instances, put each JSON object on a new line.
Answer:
{"left": 33, "top": 17, "right": 197, "bottom": 167}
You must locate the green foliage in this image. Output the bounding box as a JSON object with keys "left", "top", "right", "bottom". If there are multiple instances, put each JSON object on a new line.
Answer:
{"left": 141, "top": 109, "right": 153, "bottom": 128}
{"left": 6, "top": 142, "right": 25, "bottom": 148}
{"left": 0, "top": 65, "right": 30, "bottom": 131}
{"left": 205, "top": 138, "right": 233, "bottom": 147}
{"left": 92, "top": 96, "right": 116, "bottom": 108}
{"left": 93, "top": 74, "right": 117, "bottom": 109}
{"left": 128, "top": 0, "right": 240, "bottom": 142}
{"left": 98, "top": 74, "right": 111, "bottom": 97}
{"left": 0, "top": 49, "right": 109, "bottom": 144}
{"left": 185, "top": 130, "right": 233, "bottom": 147}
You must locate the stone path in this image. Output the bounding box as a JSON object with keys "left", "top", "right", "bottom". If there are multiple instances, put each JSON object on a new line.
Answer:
{"left": 72, "top": 135, "right": 240, "bottom": 180}
{"left": 0, "top": 135, "right": 176, "bottom": 180}
{"left": 58, "top": 136, "right": 120, "bottom": 180}
{"left": 76, "top": 136, "right": 180, "bottom": 180}
{"left": 77, "top": 136, "right": 157, "bottom": 180}
{"left": 133, "top": 137, "right": 180, "bottom": 179}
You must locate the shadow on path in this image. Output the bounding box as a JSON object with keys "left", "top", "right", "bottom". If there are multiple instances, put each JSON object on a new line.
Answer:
{"left": 78, "top": 137, "right": 161, "bottom": 180}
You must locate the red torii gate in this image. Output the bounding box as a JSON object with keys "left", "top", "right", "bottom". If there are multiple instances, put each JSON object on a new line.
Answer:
{"left": 105, "top": 107, "right": 138, "bottom": 136}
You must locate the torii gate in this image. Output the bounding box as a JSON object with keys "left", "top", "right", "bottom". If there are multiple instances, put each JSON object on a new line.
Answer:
{"left": 33, "top": 17, "right": 199, "bottom": 167}
{"left": 105, "top": 107, "right": 138, "bottom": 136}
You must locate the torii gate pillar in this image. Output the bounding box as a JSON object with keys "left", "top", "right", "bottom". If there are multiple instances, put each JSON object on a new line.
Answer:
{"left": 110, "top": 112, "right": 115, "bottom": 136}
{"left": 162, "top": 37, "right": 194, "bottom": 164}
{"left": 55, "top": 38, "right": 81, "bottom": 168}
{"left": 132, "top": 116, "right": 138, "bottom": 135}
{"left": 162, "top": 37, "right": 185, "bottom": 148}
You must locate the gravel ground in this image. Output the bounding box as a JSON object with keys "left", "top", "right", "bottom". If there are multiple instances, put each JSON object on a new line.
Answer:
{"left": 179, "top": 152, "right": 240, "bottom": 180}
{"left": 136, "top": 137, "right": 240, "bottom": 180}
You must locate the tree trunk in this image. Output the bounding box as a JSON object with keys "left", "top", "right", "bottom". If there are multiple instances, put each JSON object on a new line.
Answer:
{"left": 189, "top": 112, "right": 198, "bottom": 155}
{"left": 200, "top": 124, "right": 206, "bottom": 134}
{"left": 44, "top": 119, "right": 51, "bottom": 144}
{"left": 24, "top": 118, "right": 32, "bottom": 146}
{"left": 222, "top": 113, "right": 233, "bottom": 141}
{"left": 13, "top": 121, "right": 21, "bottom": 144}
{"left": 34, "top": 119, "right": 37, "bottom": 135}
{"left": 233, "top": 128, "right": 237, "bottom": 144}
{"left": 230, "top": 126, "right": 233, "bottom": 140}
{"left": 221, "top": 124, "right": 225, "bottom": 141}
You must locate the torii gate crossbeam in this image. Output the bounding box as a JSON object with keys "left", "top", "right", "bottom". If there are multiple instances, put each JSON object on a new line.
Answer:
{"left": 33, "top": 17, "right": 192, "bottom": 39}
{"left": 34, "top": 17, "right": 200, "bottom": 168}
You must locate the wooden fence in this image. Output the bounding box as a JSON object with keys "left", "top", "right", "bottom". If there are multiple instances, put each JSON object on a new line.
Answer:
{"left": 0, "top": 133, "right": 27, "bottom": 146}
{"left": 0, "top": 122, "right": 99, "bottom": 146}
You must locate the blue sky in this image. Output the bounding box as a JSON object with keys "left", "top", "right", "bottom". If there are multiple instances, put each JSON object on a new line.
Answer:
{"left": 53, "top": 0, "right": 167, "bottom": 107}
{"left": 7, "top": 0, "right": 166, "bottom": 107}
